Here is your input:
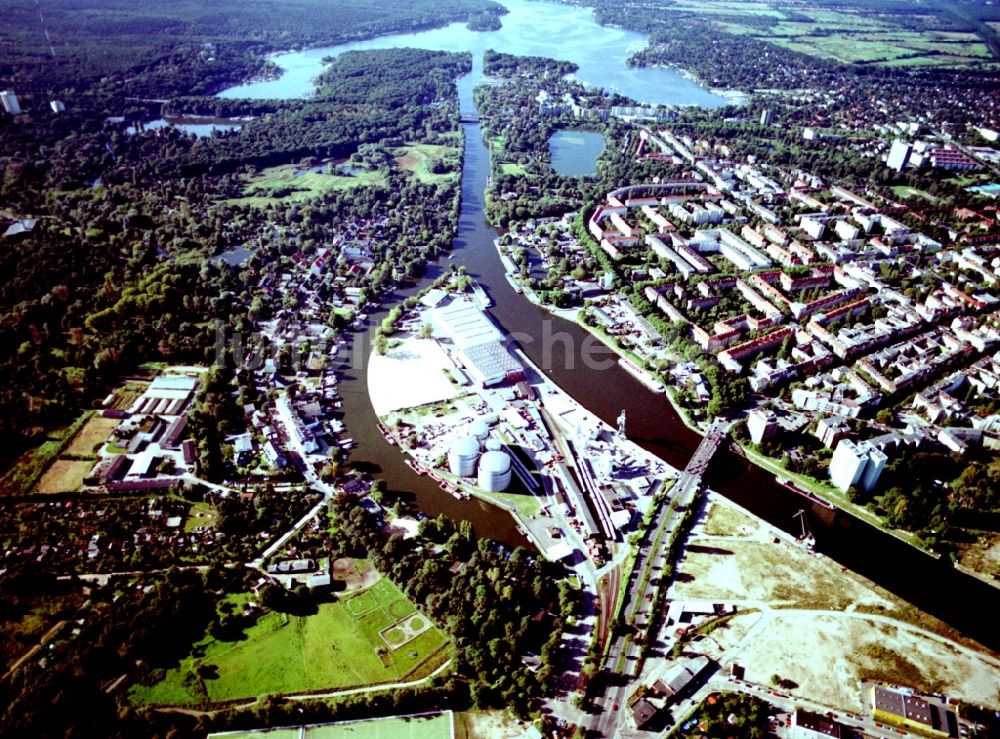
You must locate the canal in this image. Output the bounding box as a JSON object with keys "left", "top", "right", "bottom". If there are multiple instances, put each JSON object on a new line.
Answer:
{"left": 340, "top": 68, "right": 1000, "bottom": 652}
{"left": 219, "top": 2, "right": 1000, "bottom": 650}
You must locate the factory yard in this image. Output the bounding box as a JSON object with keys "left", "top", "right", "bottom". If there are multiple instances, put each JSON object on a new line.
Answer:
{"left": 367, "top": 333, "right": 462, "bottom": 416}
{"left": 653, "top": 494, "right": 1000, "bottom": 717}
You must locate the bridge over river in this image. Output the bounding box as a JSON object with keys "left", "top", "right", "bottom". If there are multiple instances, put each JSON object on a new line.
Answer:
{"left": 590, "top": 419, "right": 732, "bottom": 738}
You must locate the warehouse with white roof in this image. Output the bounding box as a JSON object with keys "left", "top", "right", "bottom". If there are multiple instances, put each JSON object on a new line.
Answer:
{"left": 432, "top": 298, "right": 523, "bottom": 387}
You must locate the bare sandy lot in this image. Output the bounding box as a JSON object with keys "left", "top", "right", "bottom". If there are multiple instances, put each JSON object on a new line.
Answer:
{"left": 368, "top": 334, "right": 462, "bottom": 416}
{"left": 737, "top": 614, "right": 1000, "bottom": 712}
{"left": 667, "top": 495, "right": 1000, "bottom": 713}
{"left": 674, "top": 499, "right": 896, "bottom": 612}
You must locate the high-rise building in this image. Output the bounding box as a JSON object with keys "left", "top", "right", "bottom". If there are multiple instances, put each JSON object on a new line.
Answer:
{"left": 760, "top": 109, "right": 773, "bottom": 126}
{"left": 886, "top": 140, "right": 912, "bottom": 172}
{"left": 829, "top": 439, "right": 887, "bottom": 493}
{"left": 747, "top": 409, "right": 779, "bottom": 444}
{"left": 1, "top": 90, "right": 22, "bottom": 115}
{"left": 830, "top": 440, "right": 866, "bottom": 492}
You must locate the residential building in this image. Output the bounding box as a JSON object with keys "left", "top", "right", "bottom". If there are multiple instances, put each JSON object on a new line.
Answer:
{"left": 815, "top": 415, "right": 850, "bottom": 449}
{"left": 886, "top": 140, "right": 912, "bottom": 172}
{"left": 1, "top": 90, "right": 21, "bottom": 115}
{"left": 747, "top": 408, "right": 779, "bottom": 444}
{"left": 829, "top": 439, "right": 887, "bottom": 493}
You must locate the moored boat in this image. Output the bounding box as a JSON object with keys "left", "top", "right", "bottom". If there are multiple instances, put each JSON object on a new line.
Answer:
{"left": 777, "top": 476, "right": 835, "bottom": 511}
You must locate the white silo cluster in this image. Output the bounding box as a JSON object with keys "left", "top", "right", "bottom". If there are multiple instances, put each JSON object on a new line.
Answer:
{"left": 447, "top": 429, "right": 512, "bottom": 492}
{"left": 477, "top": 450, "right": 512, "bottom": 492}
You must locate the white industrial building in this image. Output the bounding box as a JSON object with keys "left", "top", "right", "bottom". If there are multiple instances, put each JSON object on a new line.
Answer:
{"left": 130, "top": 373, "right": 200, "bottom": 416}
{"left": 432, "top": 298, "right": 523, "bottom": 387}
{"left": 829, "top": 438, "right": 887, "bottom": 493}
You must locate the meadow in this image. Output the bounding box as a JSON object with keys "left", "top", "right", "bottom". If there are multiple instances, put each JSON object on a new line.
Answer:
{"left": 130, "top": 575, "right": 449, "bottom": 705}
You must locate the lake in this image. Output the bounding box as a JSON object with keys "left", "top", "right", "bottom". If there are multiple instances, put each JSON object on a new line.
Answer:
{"left": 549, "top": 130, "right": 606, "bottom": 176}
{"left": 126, "top": 117, "right": 242, "bottom": 138}
{"left": 218, "top": 0, "right": 727, "bottom": 108}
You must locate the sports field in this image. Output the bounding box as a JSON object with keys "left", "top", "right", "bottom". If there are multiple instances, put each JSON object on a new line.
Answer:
{"left": 131, "top": 575, "right": 449, "bottom": 705}
{"left": 212, "top": 711, "right": 453, "bottom": 739}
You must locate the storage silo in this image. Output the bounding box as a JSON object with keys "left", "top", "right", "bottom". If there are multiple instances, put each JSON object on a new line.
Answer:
{"left": 448, "top": 436, "right": 480, "bottom": 477}
{"left": 477, "top": 450, "right": 512, "bottom": 492}
{"left": 471, "top": 419, "right": 490, "bottom": 446}
{"left": 484, "top": 437, "right": 502, "bottom": 452}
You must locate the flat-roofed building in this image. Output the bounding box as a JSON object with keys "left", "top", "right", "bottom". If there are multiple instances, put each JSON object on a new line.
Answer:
{"left": 433, "top": 298, "right": 523, "bottom": 387}
{"left": 869, "top": 685, "right": 949, "bottom": 738}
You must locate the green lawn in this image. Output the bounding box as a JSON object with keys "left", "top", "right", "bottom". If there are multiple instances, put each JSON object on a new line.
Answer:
{"left": 393, "top": 143, "right": 460, "bottom": 184}
{"left": 227, "top": 163, "right": 385, "bottom": 208}
{"left": 184, "top": 501, "right": 219, "bottom": 532}
{"left": 500, "top": 162, "right": 527, "bottom": 176}
{"left": 891, "top": 185, "right": 937, "bottom": 203}
{"left": 130, "top": 575, "right": 448, "bottom": 705}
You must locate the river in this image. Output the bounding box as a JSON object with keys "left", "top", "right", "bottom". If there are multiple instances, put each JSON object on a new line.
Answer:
{"left": 218, "top": 2, "right": 1000, "bottom": 651}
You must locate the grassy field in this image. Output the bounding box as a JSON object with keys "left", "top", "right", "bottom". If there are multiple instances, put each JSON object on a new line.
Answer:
{"left": 0, "top": 412, "right": 92, "bottom": 497}
{"left": 499, "top": 162, "right": 526, "bottom": 176}
{"left": 35, "top": 459, "right": 93, "bottom": 493}
{"left": 228, "top": 163, "right": 385, "bottom": 208}
{"left": 891, "top": 185, "right": 938, "bottom": 203}
{"left": 64, "top": 415, "right": 119, "bottom": 457}
{"left": 130, "top": 575, "right": 449, "bottom": 705}
{"left": 219, "top": 712, "right": 453, "bottom": 739}
{"left": 393, "top": 143, "right": 460, "bottom": 184}
{"left": 184, "top": 501, "right": 219, "bottom": 532}
{"left": 679, "top": 0, "right": 997, "bottom": 67}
